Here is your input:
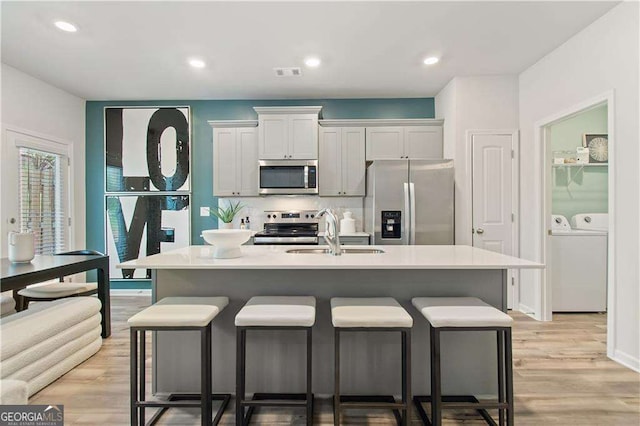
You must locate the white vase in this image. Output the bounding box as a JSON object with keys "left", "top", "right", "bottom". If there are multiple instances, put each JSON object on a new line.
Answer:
{"left": 8, "top": 231, "right": 35, "bottom": 263}
{"left": 218, "top": 221, "right": 233, "bottom": 230}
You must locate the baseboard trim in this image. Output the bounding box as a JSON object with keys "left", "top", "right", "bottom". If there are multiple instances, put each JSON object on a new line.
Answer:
{"left": 611, "top": 349, "right": 640, "bottom": 372}
{"left": 110, "top": 289, "right": 151, "bottom": 297}
{"left": 518, "top": 303, "right": 539, "bottom": 319}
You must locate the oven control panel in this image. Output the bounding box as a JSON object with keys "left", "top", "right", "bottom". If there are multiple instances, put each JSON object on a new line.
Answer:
{"left": 264, "top": 210, "right": 319, "bottom": 223}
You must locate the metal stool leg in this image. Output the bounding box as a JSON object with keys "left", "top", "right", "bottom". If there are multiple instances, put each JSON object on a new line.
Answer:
{"left": 334, "top": 328, "right": 340, "bottom": 426}
{"left": 306, "top": 328, "right": 313, "bottom": 425}
{"left": 505, "top": 328, "right": 514, "bottom": 426}
{"left": 202, "top": 323, "right": 213, "bottom": 426}
{"left": 139, "top": 330, "right": 146, "bottom": 426}
{"left": 130, "top": 328, "right": 139, "bottom": 426}
{"left": 497, "top": 329, "right": 505, "bottom": 426}
{"left": 401, "top": 329, "right": 411, "bottom": 426}
{"left": 236, "top": 327, "right": 246, "bottom": 426}
{"left": 430, "top": 325, "right": 442, "bottom": 426}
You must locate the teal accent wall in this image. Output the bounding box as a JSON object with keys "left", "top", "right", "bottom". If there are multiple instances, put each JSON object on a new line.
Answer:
{"left": 550, "top": 104, "right": 608, "bottom": 220}
{"left": 86, "top": 98, "right": 435, "bottom": 289}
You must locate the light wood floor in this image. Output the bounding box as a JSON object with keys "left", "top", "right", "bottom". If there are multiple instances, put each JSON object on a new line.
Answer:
{"left": 29, "top": 296, "right": 640, "bottom": 425}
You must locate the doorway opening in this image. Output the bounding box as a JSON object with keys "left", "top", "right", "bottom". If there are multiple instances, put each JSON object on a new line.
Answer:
{"left": 538, "top": 92, "right": 614, "bottom": 357}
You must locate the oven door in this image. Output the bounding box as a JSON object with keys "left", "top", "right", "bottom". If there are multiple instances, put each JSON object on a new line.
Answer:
{"left": 259, "top": 160, "right": 318, "bottom": 195}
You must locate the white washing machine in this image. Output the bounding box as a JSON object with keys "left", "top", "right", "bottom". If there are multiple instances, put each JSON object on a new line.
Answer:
{"left": 551, "top": 214, "right": 608, "bottom": 312}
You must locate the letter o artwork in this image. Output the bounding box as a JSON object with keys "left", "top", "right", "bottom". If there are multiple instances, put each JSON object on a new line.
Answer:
{"left": 146, "top": 108, "right": 190, "bottom": 191}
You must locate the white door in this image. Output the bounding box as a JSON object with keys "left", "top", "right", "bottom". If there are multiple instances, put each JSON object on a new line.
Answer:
{"left": 471, "top": 131, "right": 518, "bottom": 308}
{"left": 1, "top": 128, "right": 71, "bottom": 256}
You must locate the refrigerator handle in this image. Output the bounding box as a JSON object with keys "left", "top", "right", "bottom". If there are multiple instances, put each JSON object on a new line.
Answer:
{"left": 403, "top": 182, "right": 410, "bottom": 245}
{"left": 410, "top": 182, "right": 416, "bottom": 245}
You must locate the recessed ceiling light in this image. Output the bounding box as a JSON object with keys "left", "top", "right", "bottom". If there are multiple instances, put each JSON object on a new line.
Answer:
{"left": 54, "top": 21, "right": 77, "bottom": 33}
{"left": 423, "top": 56, "right": 439, "bottom": 65}
{"left": 188, "top": 58, "right": 206, "bottom": 69}
{"left": 304, "top": 57, "right": 321, "bottom": 68}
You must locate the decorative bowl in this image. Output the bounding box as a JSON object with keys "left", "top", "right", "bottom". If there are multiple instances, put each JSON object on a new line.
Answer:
{"left": 201, "top": 229, "right": 251, "bottom": 259}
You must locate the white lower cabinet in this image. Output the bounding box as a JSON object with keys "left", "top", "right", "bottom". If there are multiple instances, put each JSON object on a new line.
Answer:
{"left": 212, "top": 126, "right": 258, "bottom": 196}
{"left": 319, "top": 127, "right": 365, "bottom": 196}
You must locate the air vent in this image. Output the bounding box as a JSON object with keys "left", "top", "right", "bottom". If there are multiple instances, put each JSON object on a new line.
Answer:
{"left": 274, "top": 67, "right": 302, "bottom": 77}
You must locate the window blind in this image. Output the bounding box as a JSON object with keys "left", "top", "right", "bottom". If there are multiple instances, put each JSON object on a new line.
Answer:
{"left": 19, "top": 147, "right": 69, "bottom": 255}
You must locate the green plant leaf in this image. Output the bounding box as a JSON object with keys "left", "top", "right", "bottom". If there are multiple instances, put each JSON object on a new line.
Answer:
{"left": 210, "top": 200, "right": 244, "bottom": 223}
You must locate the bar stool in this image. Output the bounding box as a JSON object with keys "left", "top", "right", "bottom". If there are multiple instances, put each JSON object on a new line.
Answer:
{"left": 235, "top": 296, "right": 316, "bottom": 425}
{"left": 411, "top": 297, "right": 514, "bottom": 426}
{"left": 330, "top": 297, "right": 413, "bottom": 426}
{"left": 128, "top": 297, "right": 231, "bottom": 426}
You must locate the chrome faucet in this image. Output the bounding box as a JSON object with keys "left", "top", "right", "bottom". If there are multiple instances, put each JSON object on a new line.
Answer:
{"left": 316, "top": 208, "right": 342, "bottom": 255}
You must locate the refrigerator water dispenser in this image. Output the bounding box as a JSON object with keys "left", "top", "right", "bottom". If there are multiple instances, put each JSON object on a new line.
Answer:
{"left": 381, "top": 211, "right": 402, "bottom": 239}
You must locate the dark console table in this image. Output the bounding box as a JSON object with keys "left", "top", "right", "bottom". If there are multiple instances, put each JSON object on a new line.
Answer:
{"left": 1, "top": 254, "right": 110, "bottom": 338}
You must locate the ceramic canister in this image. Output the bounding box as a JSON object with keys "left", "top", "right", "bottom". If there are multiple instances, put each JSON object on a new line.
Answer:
{"left": 340, "top": 211, "right": 356, "bottom": 234}
{"left": 8, "top": 231, "right": 35, "bottom": 263}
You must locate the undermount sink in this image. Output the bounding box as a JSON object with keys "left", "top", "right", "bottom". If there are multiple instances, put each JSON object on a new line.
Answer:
{"left": 286, "top": 248, "right": 385, "bottom": 254}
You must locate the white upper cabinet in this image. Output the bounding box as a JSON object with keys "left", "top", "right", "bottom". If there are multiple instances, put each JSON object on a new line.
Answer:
{"left": 210, "top": 121, "right": 258, "bottom": 197}
{"left": 255, "top": 106, "right": 322, "bottom": 160}
{"left": 358, "top": 121, "right": 443, "bottom": 160}
{"left": 404, "top": 126, "right": 443, "bottom": 159}
{"left": 258, "top": 116, "right": 288, "bottom": 159}
{"left": 365, "top": 127, "right": 405, "bottom": 160}
{"left": 319, "top": 127, "right": 342, "bottom": 196}
{"left": 288, "top": 114, "right": 318, "bottom": 159}
{"left": 237, "top": 128, "right": 259, "bottom": 196}
{"left": 341, "top": 128, "right": 366, "bottom": 196}
{"left": 319, "top": 127, "right": 365, "bottom": 196}
{"left": 212, "top": 128, "right": 237, "bottom": 196}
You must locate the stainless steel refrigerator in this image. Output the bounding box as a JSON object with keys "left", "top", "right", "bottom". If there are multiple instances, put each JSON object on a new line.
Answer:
{"left": 364, "top": 159, "right": 454, "bottom": 245}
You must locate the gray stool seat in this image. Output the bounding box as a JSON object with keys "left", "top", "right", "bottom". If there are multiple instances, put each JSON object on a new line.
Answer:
{"left": 235, "top": 296, "right": 315, "bottom": 327}
{"left": 129, "top": 296, "right": 230, "bottom": 426}
{"left": 331, "top": 297, "right": 413, "bottom": 328}
{"left": 330, "top": 297, "right": 412, "bottom": 426}
{"left": 411, "top": 297, "right": 514, "bottom": 426}
{"left": 128, "top": 297, "right": 228, "bottom": 328}
{"left": 412, "top": 297, "right": 513, "bottom": 328}
{"left": 235, "top": 296, "right": 316, "bottom": 426}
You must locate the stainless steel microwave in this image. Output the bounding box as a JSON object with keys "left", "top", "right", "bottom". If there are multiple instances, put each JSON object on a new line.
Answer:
{"left": 259, "top": 160, "right": 318, "bottom": 195}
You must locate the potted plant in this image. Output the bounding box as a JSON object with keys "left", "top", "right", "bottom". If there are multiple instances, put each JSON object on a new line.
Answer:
{"left": 209, "top": 200, "right": 244, "bottom": 229}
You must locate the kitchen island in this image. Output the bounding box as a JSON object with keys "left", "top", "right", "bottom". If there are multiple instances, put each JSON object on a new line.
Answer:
{"left": 119, "top": 245, "right": 542, "bottom": 397}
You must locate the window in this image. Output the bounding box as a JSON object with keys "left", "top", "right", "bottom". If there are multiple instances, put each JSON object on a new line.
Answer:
{"left": 18, "top": 147, "right": 69, "bottom": 254}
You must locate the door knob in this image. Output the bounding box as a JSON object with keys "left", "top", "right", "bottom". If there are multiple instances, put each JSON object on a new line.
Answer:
{"left": 476, "top": 228, "right": 485, "bottom": 235}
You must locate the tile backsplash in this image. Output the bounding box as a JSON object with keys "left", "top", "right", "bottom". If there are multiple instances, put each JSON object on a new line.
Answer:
{"left": 216, "top": 196, "right": 364, "bottom": 233}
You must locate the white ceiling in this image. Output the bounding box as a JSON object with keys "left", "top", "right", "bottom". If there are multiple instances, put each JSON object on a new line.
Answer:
{"left": 1, "top": 1, "right": 617, "bottom": 100}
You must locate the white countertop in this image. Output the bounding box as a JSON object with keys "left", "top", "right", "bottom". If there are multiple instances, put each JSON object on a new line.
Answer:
{"left": 118, "top": 245, "right": 543, "bottom": 270}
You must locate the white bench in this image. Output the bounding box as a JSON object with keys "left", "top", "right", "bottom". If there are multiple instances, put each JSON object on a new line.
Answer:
{"left": 0, "top": 297, "right": 102, "bottom": 398}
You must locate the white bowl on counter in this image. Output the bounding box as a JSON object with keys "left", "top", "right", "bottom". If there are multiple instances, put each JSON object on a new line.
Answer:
{"left": 201, "top": 229, "right": 252, "bottom": 259}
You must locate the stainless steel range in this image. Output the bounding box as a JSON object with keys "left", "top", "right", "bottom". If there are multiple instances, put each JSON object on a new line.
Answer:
{"left": 253, "top": 210, "right": 319, "bottom": 245}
